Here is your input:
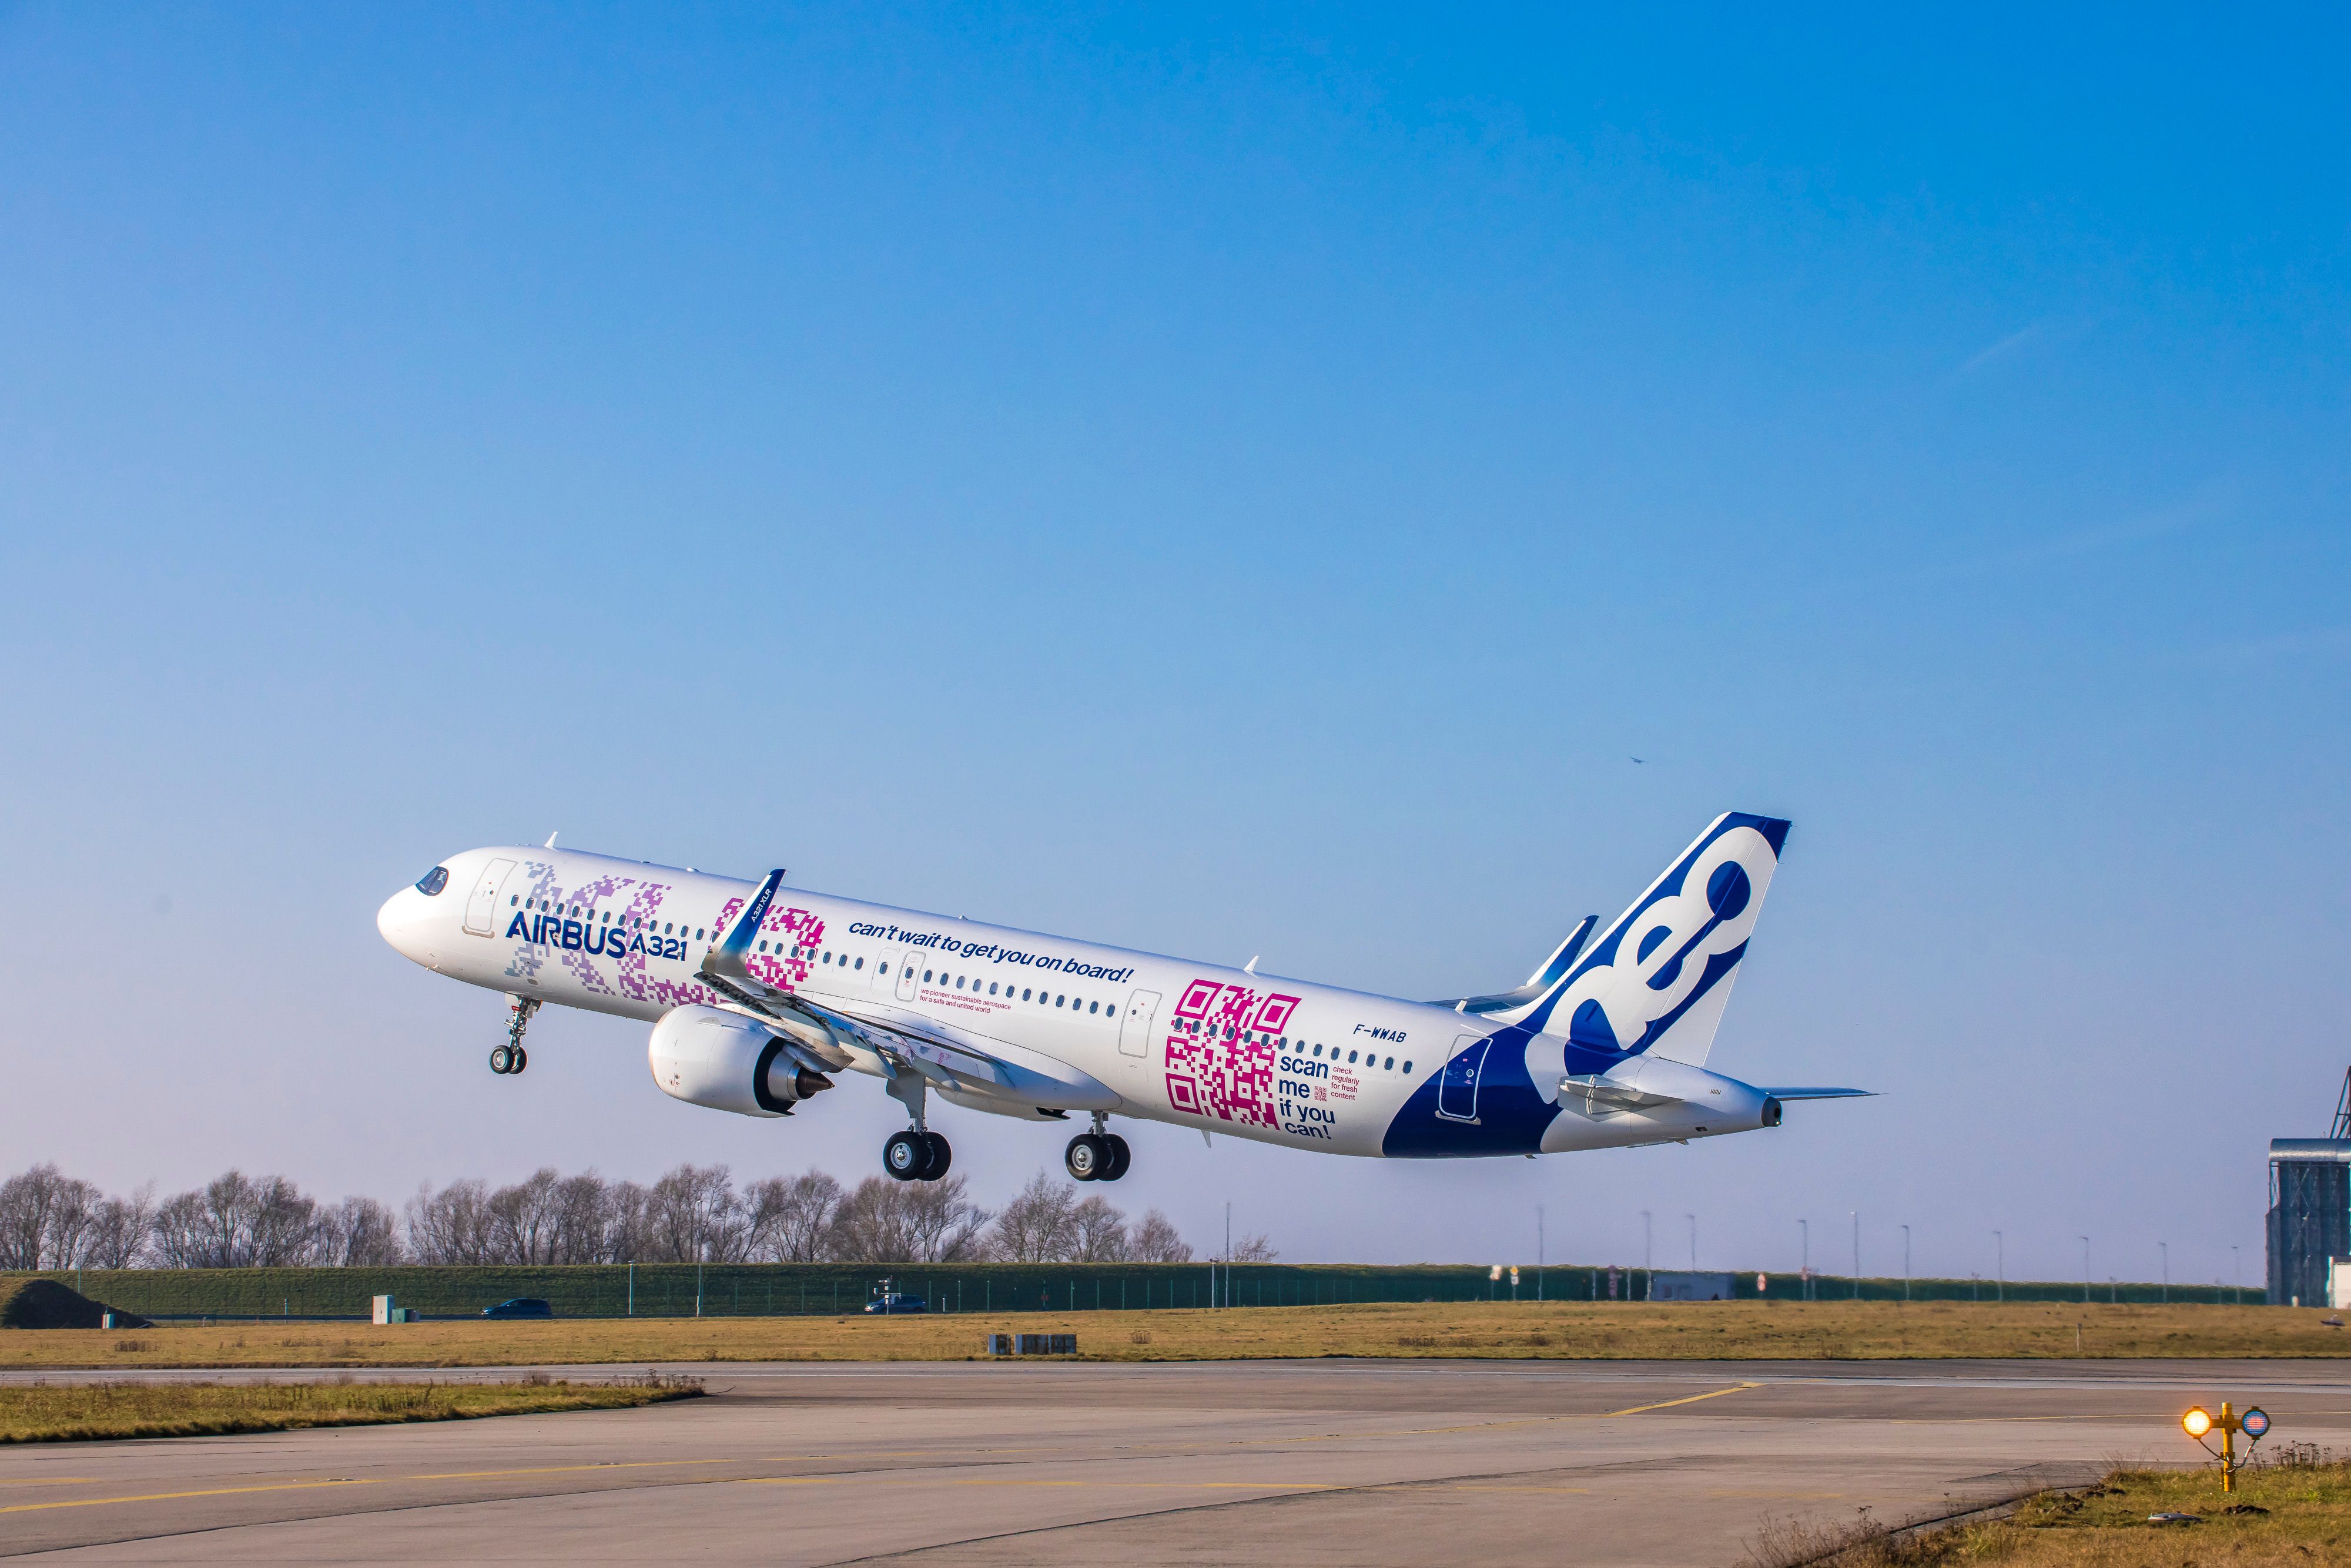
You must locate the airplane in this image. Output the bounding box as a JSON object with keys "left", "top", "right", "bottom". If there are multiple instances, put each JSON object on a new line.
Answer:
{"left": 375, "top": 811, "right": 1867, "bottom": 1183}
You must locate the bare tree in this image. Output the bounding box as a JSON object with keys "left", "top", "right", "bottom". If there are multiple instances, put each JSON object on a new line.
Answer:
{"left": 743, "top": 1171, "right": 842, "bottom": 1262}
{"left": 603, "top": 1179, "right": 655, "bottom": 1264}
{"left": 485, "top": 1168, "right": 567, "bottom": 1264}
{"left": 404, "top": 1178, "right": 495, "bottom": 1265}
{"left": 1231, "top": 1233, "right": 1278, "bottom": 1264}
{"left": 645, "top": 1164, "right": 748, "bottom": 1262}
{"left": 1128, "top": 1208, "right": 1193, "bottom": 1264}
{"left": 148, "top": 1171, "right": 319, "bottom": 1268}
{"left": 830, "top": 1175, "right": 989, "bottom": 1262}
{"left": 986, "top": 1171, "right": 1080, "bottom": 1262}
{"left": 320, "top": 1197, "right": 406, "bottom": 1266}
{"left": 247, "top": 1175, "right": 323, "bottom": 1265}
{"left": 549, "top": 1172, "right": 615, "bottom": 1264}
{"left": 0, "top": 1164, "right": 101, "bottom": 1269}
{"left": 83, "top": 1185, "right": 157, "bottom": 1269}
{"left": 1069, "top": 1195, "right": 1130, "bottom": 1262}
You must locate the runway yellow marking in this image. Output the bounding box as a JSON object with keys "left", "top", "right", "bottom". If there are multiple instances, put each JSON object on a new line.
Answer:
{"left": 950, "top": 1480, "right": 1342, "bottom": 1491}
{"left": 1603, "top": 1383, "right": 1763, "bottom": 1417}
{"left": 409, "top": 1458, "right": 741, "bottom": 1480}
{"left": 1, "top": 1480, "right": 369, "bottom": 1515}
{"left": 737, "top": 1477, "right": 842, "bottom": 1485}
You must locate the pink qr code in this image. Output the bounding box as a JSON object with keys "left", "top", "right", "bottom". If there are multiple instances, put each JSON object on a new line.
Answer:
{"left": 1164, "top": 979, "right": 1300, "bottom": 1128}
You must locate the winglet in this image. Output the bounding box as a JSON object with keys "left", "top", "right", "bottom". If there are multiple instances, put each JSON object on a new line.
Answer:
{"left": 702, "top": 869, "right": 785, "bottom": 980}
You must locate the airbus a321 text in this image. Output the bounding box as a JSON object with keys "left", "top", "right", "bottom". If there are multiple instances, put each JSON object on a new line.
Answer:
{"left": 376, "top": 812, "right": 1867, "bottom": 1184}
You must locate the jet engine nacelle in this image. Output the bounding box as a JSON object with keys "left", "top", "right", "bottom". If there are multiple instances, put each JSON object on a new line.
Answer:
{"left": 647, "top": 1005, "right": 832, "bottom": 1118}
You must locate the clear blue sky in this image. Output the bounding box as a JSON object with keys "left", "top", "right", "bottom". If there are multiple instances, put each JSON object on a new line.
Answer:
{"left": 3, "top": 5, "right": 2345, "bottom": 1284}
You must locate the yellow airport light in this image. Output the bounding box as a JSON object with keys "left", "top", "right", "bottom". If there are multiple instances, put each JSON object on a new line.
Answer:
{"left": 2181, "top": 1401, "right": 2272, "bottom": 1492}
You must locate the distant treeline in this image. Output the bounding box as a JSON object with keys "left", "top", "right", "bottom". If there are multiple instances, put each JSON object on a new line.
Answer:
{"left": 0, "top": 1162, "right": 1240, "bottom": 1270}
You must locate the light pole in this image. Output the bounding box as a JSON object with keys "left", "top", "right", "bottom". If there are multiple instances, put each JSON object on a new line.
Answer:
{"left": 2232, "top": 1244, "right": 2242, "bottom": 1304}
{"left": 1851, "top": 1211, "right": 1861, "bottom": 1299}
{"left": 1993, "top": 1230, "right": 2004, "bottom": 1302}
{"left": 1642, "top": 1209, "right": 1652, "bottom": 1298}
{"left": 1901, "top": 1225, "right": 1911, "bottom": 1302}
{"left": 1684, "top": 1214, "right": 1697, "bottom": 1272}
{"left": 1536, "top": 1206, "right": 1545, "bottom": 1302}
{"left": 1224, "top": 1202, "right": 1232, "bottom": 1309}
{"left": 2079, "top": 1237, "right": 2091, "bottom": 1304}
{"left": 2159, "top": 1241, "right": 2169, "bottom": 1304}
{"left": 1800, "top": 1218, "right": 1810, "bottom": 1301}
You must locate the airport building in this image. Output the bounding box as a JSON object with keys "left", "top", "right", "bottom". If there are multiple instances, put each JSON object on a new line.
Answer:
{"left": 2266, "top": 1072, "right": 2351, "bottom": 1306}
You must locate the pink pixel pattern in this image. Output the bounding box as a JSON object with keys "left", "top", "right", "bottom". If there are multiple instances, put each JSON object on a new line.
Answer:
{"left": 1163, "top": 979, "right": 1300, "bottom": 1129}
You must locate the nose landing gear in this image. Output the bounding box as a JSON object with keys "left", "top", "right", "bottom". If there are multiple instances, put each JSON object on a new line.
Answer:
{"left": 491, "top": 994, "right": 539, "bottom": 1075}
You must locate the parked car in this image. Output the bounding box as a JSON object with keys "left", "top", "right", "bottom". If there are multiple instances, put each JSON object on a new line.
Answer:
{"left": 862, "top": 1292, "right": 926, "bottom": 1314}
{"left": 481, "top": 1297, "right": 554, "bottom": 1319}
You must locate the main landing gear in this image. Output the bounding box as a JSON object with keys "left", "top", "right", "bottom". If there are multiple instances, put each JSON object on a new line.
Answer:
{"left": 884, "top": 1129, "right": 953, "bottom": 1182}
{"left": 1064, "top": 1113, "right": 1131, "bottom": 1182}
{"left": 491, "top": 994, "right": 539, "bottom": 1076}
{"left": 880, "top": 1067, "right": 952, "bottom": 1181}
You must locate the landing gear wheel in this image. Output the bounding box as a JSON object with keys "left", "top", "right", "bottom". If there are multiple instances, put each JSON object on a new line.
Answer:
{"left": 919, "top": 1131, "right": 952, "bottom": 1181}
{"left": 884, "top": 1130, "right": 927, "bottom": 1181}
{"left": 1103, "top": 1134, "right": 1131, "bottom": 1181}
{"left": 1064, "top": 1133, "right": 1110, "bottom": 1181}
{"left": 490, "top": 1044, "right": 515, "bottom": 1074}
{"left": 513, "top": 1047, "right": 527, "bottom": 1074}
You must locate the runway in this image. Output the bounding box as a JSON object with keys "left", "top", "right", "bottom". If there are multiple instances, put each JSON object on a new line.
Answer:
{"left": 4, "top": 1359, "right": 2346, "bottom": 1563}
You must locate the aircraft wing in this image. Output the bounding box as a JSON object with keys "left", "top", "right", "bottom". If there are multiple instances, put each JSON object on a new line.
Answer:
{"left": 1758, "top": 1087, "right": 1876, "bottom": 1100}
{"left": 697, "top": 869, "right": 1018, "bottom": 1093}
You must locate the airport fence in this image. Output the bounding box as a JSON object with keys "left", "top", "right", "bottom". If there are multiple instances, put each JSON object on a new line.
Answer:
{"left": 4, "top": 1263, "right": 2249, "bottom": 1321}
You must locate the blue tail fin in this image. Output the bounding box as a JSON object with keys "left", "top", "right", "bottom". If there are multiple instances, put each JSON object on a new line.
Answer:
{"left": 1504, "top": 813, "right": 1789, "bottom": 1069}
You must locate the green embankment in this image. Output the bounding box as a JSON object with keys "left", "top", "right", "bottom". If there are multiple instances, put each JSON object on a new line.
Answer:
{"left": 0, "top": 1263, "right": 2251, "bottom": 1322}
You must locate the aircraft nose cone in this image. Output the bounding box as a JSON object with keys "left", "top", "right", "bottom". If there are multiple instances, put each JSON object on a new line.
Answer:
{"left": 377, "top": 888, "right": 437, "bottom": 967}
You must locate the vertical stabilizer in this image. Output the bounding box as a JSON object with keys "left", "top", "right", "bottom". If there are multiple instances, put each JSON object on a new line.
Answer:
{"left": 1503, "top": 813, "right": 1790, "bottom": 1070}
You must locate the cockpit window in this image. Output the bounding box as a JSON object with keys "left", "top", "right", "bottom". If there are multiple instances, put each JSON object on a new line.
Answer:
{"left": 415, "top": 867, "right": 450, "bottom": 896}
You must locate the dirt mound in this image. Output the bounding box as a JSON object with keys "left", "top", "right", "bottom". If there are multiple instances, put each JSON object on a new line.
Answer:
{"left": 0, "top": 1279, "right": 150, "bottom": 1330}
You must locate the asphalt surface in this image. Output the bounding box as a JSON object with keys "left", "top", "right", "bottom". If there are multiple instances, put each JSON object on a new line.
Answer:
{"left": 4, "top": 1359, "right": 2346, "bottom": 1563}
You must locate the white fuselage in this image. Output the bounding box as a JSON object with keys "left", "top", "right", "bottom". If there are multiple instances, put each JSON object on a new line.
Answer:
{"left": 377, "top": 842, "right": 1779, "bottom": 1160}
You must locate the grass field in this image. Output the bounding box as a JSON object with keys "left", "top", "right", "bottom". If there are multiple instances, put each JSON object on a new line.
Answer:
{"left": 2, "top": 1299, "right": 2345, "bottom": 1369}
{"left": 0, "top": 1376, "right": 702, "bottom": 1443}
{"left": 1753, "top": 1455, "right": 2351, "bottom": 1566}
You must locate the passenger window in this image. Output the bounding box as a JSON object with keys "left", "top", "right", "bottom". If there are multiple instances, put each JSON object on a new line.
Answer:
{"left": 1054, "top": 994, "right": 1065, "bottom": 1007}
{"left": 923, "top": 969, "right": 934, "bottom": 983}
{"left": 1384, "top": 1056, "right": 1394, "bottom": 1070}
{"left": 878, "top": 963, "right": 889, "bottom": 975}
{"left": 695, "top": 929, "right": 705, "bottom": 940}
{"left": 757, "top": 941, "right": 767, "bottom": 953}
{"left": 1022, "top": 988, "right": 1032, "bottom": 1001}
{"left": 988, "top": 982, "right": 998, "bottom": 995}
{"left": 1402, "top": 1061, "right": 1412, "bottom": 1074}
{"left": 854, "top": 957, "right": 863, "bottom": 970}
{"left": 1348, "top": 1050, "right": 1359, "bottom": 1063}
{"left": 1088, "top": 1000, "right": 1099, "bottom": 1014}
{"left": 663, "top": 923, "right": 672, "bottom": 934}
{"left": 1312, "top": 1044, "right": 1322, "bottom": 1057}
{"left": 955, "top": 976, "right": 965, "bottom": 989}
{"left": 508, "top": 894, "right": 517, "bottom": 907}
